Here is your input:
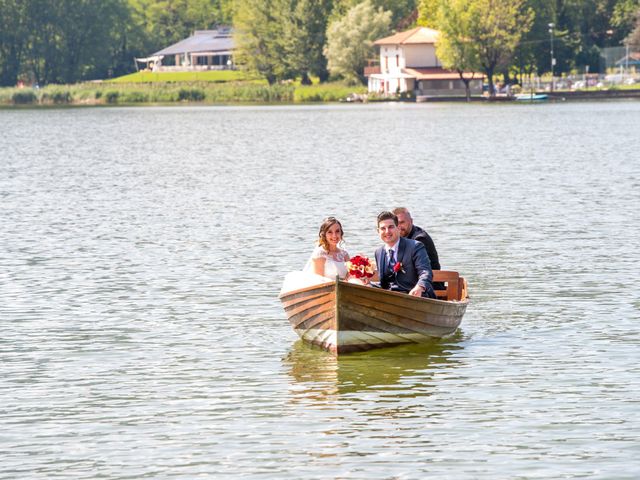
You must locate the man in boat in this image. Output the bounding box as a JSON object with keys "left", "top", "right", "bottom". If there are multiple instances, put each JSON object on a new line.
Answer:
{"left": 392, "top": 207, "right": 443, "bottom": 291}
{"left": 392, "top": 207, "right": 440, "bottom": 272}
{"left": 374, "top": 211, "right": 436, "bottom": 299}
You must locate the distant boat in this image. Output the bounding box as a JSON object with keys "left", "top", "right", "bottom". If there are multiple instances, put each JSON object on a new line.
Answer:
{"left": 515, "top": 93, "right": 548, "bottom": 101}
{"left": 279, "top": 271, "right": 469, "bottom": 355}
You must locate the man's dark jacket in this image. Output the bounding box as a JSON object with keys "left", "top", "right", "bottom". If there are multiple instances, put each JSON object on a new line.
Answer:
{"left": 408, "top": 225, "right": 440, "bottom": 271}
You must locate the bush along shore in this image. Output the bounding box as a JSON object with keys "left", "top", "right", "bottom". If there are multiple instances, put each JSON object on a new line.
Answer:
{"left": 0, "top": 81, "right": 368, "bottom": 106}
{"left": 5, "top": 81, "right": 638, "bottom": 107}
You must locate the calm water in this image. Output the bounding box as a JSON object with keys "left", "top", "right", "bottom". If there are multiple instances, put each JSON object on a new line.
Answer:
{"left": 1, "top": 101, "right": 639, "bottom": 479}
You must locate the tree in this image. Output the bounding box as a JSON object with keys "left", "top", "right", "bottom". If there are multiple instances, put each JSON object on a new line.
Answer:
{"left": 134, "top": 0, "right": 233, "bottom": 48}
{"left": 511, "top": 0, "right": 554, "bottom": 84}
{"left": 628, "top": 8, "right": 640, "bottom": 48}
{"left": 417, "top": 0, "right": 440, "bottom": 28}
{"left": 0, "top": 0, "right": 135, "bottom": 86}
{"left": 234, "top": 0, "right": 334, "bottom": 84}
{"left": 324, "top": 0, "right": 392, "bottom": 84}
{"left": 612, "top": 0, "right": 640, "bottom": 39}
{"left": 439, "top": 0, "right": 533, "bottom": 96}
{"left": 57, "top": 0, "right": 131, "bottom": 83}
{"left": 548, "top": 0, "right": 639, "bottom": 73}
{"left": 233, "top": 0, "right": 285, "bottom": 84}
{"left": 279, "top": 0, "right": 334, "bottom": 83}
{"left": 0, "top": 0, "right": 28, "bottom": 86}
{"left": 435, "top": 0, "right": 481, "bottom": 101}
{"left": 332, "top": 0, "right": 417, "bottom": 27}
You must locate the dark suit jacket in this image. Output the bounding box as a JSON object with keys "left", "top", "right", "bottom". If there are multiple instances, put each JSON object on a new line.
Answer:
{"left": 408, "top": 225, "right": 440, "bottom": 271}
{"left": 375, "top": 237, "right": 435, "bottom": 298}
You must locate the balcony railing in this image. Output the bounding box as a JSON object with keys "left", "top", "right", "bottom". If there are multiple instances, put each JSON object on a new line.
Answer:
{"left": 364, "top": 66, "right": 381, "bottom": 76}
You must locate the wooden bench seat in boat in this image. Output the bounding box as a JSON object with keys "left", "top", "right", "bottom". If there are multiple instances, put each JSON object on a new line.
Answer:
{"left": 433, "top": 270, "right": 464, "bottom": 301}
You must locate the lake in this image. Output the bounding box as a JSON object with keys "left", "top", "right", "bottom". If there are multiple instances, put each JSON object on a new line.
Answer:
{"left": 1, "top": 101, "right": 639, "bottom": 479}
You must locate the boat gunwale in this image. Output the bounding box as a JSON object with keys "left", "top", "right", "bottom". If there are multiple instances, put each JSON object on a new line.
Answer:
{"left": 280, "top": 279, "right": 469, "bottom": 307}
{"left": 336, "top": 279, "right": 469, "bottom": 307}
{"left": 278, "top": 280, "right": 334, "bottom": 299}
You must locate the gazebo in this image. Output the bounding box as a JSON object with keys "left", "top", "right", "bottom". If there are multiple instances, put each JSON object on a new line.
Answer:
{"left": 136, "top": 27, "right": 235, "bottom": 72}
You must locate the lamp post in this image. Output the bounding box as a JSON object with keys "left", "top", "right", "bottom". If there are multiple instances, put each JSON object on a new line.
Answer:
{"left": 585, "top": 65, "right": 590, "bottom": 90}
{"left": 548, "top": 23, "right": 555, "bottom": 92}
{"left": 625, "top": 41, "right": 630, "bottom": 79}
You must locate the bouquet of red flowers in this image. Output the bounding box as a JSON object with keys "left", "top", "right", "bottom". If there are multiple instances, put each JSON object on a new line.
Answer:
{"left": 346, "top": 255, "right": 375, "bottom": 279}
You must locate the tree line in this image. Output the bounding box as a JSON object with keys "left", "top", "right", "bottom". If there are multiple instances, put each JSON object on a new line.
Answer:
{"left": 428, "top": 0, "right": 640, "bottom": 96}
{"left": 0, "top": 0, "right": 234, "bottom": 86}
{"left": 1, "top": 0, "right": 639, "bottom": 88}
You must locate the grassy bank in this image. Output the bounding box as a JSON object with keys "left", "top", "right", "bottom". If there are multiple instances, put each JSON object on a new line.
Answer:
{"left": 109, "top": 70, "right": 253, "bottom": 83}
{"left": 0, "top": 79, "right": 367, "bottom": 106}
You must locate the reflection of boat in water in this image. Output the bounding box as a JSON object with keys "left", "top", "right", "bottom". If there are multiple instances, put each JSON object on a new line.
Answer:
{"left": 279, "top": 271, "right": 468, "bottom": 354}
{"left": 283, "top": 336, "right": 464, "bottom": 396}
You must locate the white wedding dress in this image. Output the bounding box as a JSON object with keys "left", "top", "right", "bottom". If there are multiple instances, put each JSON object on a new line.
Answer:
{"left": 280, "top": 246, "right": 349, "bottom": 294}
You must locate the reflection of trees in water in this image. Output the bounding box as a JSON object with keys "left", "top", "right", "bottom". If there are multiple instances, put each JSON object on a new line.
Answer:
{"left": 283, "top": 335, "right": 465, "bottom": 408}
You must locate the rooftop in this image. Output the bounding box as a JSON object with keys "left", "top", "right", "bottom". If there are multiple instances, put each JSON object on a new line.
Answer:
{"left": 374, "top": 27, "right": 440, "bottom": 46}
{"left": 153, "top": 27, "right": 234, "bottom": 56}
{"left": 404, "top": 67, "right": 484, "bottom": 80}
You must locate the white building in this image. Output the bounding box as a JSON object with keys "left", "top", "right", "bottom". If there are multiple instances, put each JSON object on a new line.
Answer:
{"left": 367, "top": 27, "right": 483, "bottom": 97}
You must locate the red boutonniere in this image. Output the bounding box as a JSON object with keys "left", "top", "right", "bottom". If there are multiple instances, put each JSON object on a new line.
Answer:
{"left": 393, "top": 262, "right": 405, "bottom": 274}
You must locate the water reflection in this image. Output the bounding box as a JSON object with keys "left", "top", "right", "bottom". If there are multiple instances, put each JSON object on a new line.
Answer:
{"left": 283, "top": 335, "right": 465, "bottom": 402}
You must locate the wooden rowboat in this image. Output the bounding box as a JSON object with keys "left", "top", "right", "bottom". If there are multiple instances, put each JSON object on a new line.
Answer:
{"left": 279, "top": 271, "right": 469, "bottom": 355}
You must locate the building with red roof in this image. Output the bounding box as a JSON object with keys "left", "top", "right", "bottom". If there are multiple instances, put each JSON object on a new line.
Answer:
{"left": 367, "top": 27, "right": 484, "bottom": 97}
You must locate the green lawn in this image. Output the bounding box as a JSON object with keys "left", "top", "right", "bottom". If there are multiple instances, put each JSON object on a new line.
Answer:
{"left": 109, "top": 70, "right": 256, "bottom": 83}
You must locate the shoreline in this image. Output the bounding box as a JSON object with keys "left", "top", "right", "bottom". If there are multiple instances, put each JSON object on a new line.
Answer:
{"left": 1, "top": 82, "right": 639, "bottom": 108}
{"left": 418, "top": 89, "right": 640, "bottom": 102}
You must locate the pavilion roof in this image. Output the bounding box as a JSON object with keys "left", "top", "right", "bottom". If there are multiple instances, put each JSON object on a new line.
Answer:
{"left": 153, "top": 27, "right": 234, "bottom": 56}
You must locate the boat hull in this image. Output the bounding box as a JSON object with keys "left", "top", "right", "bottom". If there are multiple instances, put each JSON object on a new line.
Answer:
{"left": 279, "top": 277, "right": 468, "bottom": 354}
{"left": 515, "top": 93, "right": 548, "bottom": 101}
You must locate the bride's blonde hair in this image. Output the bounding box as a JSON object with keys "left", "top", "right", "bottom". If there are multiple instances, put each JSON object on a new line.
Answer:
{"left": 317, "top": 216, "right": 344, "bottom": 251}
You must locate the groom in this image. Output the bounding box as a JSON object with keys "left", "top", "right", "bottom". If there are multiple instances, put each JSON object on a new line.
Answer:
{"left": 374, "top": 211, "right": 436, "bottom": 298}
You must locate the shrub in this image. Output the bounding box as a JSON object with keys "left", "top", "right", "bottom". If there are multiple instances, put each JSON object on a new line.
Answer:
{"left": 12, "top": 90, "right": 38, "bottom": 104}
{"left": 149, "top": 89, "right": 179, "bottom": 102}
{"left": 42, "top": 89, "right": 72, "bottom": 104}
{"left": 366, "top": 92, "right": 389, "bottom": 102}
{"left": 105, "top": 91, "right": 120, "bottom": 103}
{"left": 178, "top": 88, "right": 205, "bottom": 101}
{"left": 121, "top": 90, "right": 148, "bottom": 102}
{"left": 293, "top": 83, "right": 365, "bottom": 102}
{"left": 398, "top": 90, "right": 415, "bottom": 101}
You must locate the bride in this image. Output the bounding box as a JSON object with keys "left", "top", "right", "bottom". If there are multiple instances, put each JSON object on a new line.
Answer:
{"left": 280, "top": 217, "right": 351, "bottom": 293}
{"left": 306, "top": 216, "right": 350, "bottom": 279}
